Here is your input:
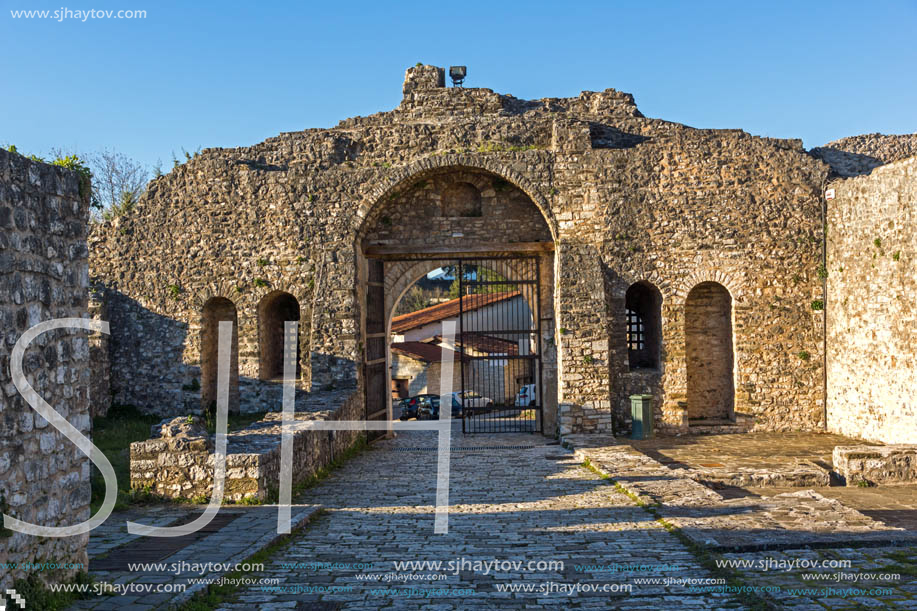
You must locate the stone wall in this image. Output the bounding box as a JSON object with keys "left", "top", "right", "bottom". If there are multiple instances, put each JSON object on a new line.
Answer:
{"left": 90, "top": 64, "right": 831, "bottom": 435}
{"left": 88, "top": 288, "right": 111, "bottom": 418}
{"left": 0, "top": 149, "right": 91, "bottom": 589}
{"left": 826, "top": 156, "right": 917, "bottom": 444}
{"left": 390, "top": 355, "right": 465, "bottom": 399}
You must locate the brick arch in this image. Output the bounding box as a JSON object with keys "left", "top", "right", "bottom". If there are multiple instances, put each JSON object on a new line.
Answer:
{"left": 354, "top": 155, "right": 558, "bottom": 241}
{"left": 606, "top": 269, "right": 675, "bottom": 301}
{"left": 674, "top": 269, "right": 744, "bottom": 304}
{"left": 247, "top": 282, "right": 308, "bottom": 311}
{"left": 190, "top": 280, "right": 241, "bottom": 310}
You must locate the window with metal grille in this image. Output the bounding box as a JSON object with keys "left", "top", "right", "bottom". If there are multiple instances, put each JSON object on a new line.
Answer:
{"left": 626, "top": 308, "right": 645, "bottom": 351}
{"left": 625, "top": 282, "right": 662, "bottom": 370}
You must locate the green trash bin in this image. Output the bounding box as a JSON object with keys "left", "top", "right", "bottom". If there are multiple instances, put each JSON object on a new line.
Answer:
{"left": 630, "top": 394, "right": 654, "bottom": 440}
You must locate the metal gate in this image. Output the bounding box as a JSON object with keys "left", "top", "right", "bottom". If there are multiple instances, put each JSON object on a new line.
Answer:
{"left": 456, "top": 257, "right": 543, "bottom": 434}
{"left": 365, "top": 255, "right": 544, "bottom": 436}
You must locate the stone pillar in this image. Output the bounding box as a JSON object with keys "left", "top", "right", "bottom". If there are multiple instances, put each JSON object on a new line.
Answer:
{"left": 555, "top": 242, "right": 613, "bottom": 434}
{"left": 402, "top": 64, "right": 445, "bottom": 96}
{"left": 310, "top": 244, "right": 359, "bottom": 390}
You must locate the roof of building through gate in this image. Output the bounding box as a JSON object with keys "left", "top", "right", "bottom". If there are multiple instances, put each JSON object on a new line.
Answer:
{"left": 391, "top": 290, "right": 521, "bottom": 334}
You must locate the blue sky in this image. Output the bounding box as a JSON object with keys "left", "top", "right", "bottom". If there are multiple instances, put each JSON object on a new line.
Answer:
{"left": 2, "top": 0, "right": 915, "bottom": 171}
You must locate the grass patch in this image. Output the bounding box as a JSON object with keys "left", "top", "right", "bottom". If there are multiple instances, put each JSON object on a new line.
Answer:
{"left": 90, "top": 404, "right": 160, "bottom": 512}
{"left": 12, "top": 572, "right": 94, "bottom": 610}
{"left": 177, "top": 508, "right": 327, "bottom": 610}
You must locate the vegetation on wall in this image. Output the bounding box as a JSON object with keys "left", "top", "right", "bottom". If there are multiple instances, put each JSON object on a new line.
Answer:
{"left": 3, "top": 144, "right": 149, "bottom": 220}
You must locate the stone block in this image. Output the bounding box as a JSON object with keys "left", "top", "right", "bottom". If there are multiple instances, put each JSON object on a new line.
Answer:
{"left": 834, "top": 445, "right": 917, "bottom": 486}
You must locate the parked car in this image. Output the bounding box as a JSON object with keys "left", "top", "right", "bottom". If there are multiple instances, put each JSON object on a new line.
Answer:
{"left": 450, "top": 390, "right": 493, "bottom": 414}
{"left": 406, "top": 394, "right": 438, "bottom": 420}
{"left": 416, "top": 396, "right": 438, "bottom": 420}
{"left": 514, "top": 384, "right": 537, "bottom": 407}
{"left": 417, "top": 394, "right": 464, "bottom": 419}
{"left": 398, "top": 397, "right": 418, "bottom": 420}
{"left": 400, "top": 394, "right": 444, "bottom": 420}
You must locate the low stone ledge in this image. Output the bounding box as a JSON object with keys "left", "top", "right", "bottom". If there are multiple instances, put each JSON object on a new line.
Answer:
{"left": 130, "top": 390, "right": 363, "bottom": 501}
{"left": 682, "top": 459, "right": 832, "bottom": 489}
{"left": 834, "top": 445, "right": 917, "bottom": 486}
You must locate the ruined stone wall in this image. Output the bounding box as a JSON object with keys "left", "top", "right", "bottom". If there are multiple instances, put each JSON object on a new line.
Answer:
{"left": 826, "top": 156, "right": 917, "bottom": 444}
{"left": 90, "top": 65, "right": 829, "bottom": 434}
{"left": 0, "top": 149, "right": 91, "bottom": 589}
{"left": 811, "top": 133, "right": 917, "bottom": 177}
{"left": 89, "top": 165, "right": 318, "bottom": 415}
{"left": 88, "top": 289, "right": 111, "bottom": 418}
{"left": 130, "top": 390, "right": 362, "bottom": 501}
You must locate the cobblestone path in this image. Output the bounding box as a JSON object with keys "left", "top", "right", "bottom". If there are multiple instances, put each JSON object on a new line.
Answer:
{"left": 216, "top": 426, "right": 740, "bottom": 610}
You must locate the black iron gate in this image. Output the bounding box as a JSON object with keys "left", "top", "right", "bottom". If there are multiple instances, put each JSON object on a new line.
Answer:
{"left": 456, "top": 257, "right": 543, "bottom": 434}
{"left": 366, "top": 254, "right": 544, "bottom": 436}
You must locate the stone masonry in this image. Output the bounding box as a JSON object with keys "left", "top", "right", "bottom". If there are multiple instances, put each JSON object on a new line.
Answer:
{"left": 89, "top": 65, "right": 914, "bottom": 440}
{"left": 0, "top": 148, "right": 92, "bottom": 589}
{"left": 826, "top": 156, "right": 917, "bottom": 444}
{"left": 833, "top": 445, "right": 917, "bottom": 486}
{"left": 130, "top": 390, "right": 361, "bottom": 501}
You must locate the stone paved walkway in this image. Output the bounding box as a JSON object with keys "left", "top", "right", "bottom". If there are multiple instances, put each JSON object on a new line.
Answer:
{"left": 214, "top": 425, "right": 740, "bottom": 609}
{"left": 68, "top": 427, "right": 917, "bottom": 609}
{"left": 718, "top": 546, "right": 917, "bottom": 610}
{"left": 569, "top": 434, "right": 917, "bottom": 609}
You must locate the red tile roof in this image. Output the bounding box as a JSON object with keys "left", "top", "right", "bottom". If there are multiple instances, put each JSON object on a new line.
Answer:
{"left": 435, "top": 334, "right": 520, "bottom": 355}
{"left": 391, "top": 290, "right": 521, "bottom": 334}
{"left": 391, "top": 342, "right": 466, "bottom": 363}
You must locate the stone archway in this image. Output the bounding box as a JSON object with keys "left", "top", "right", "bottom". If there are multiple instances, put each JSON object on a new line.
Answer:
{"left": 201, "top": 296, "right": 240, "bottom": 412}
{"left": 258, "top": 291, "right": 301, "bottom": 380}
{"left": 356, "top": 166, "right": 557, "bottom": 436}
{"left": 685, "top": 282, "right": 735, "bottom": 422}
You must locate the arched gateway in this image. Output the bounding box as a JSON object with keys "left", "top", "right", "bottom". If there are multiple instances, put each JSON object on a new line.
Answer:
{"left": 356, "top": 166, "right": 557, "bottom": 436}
